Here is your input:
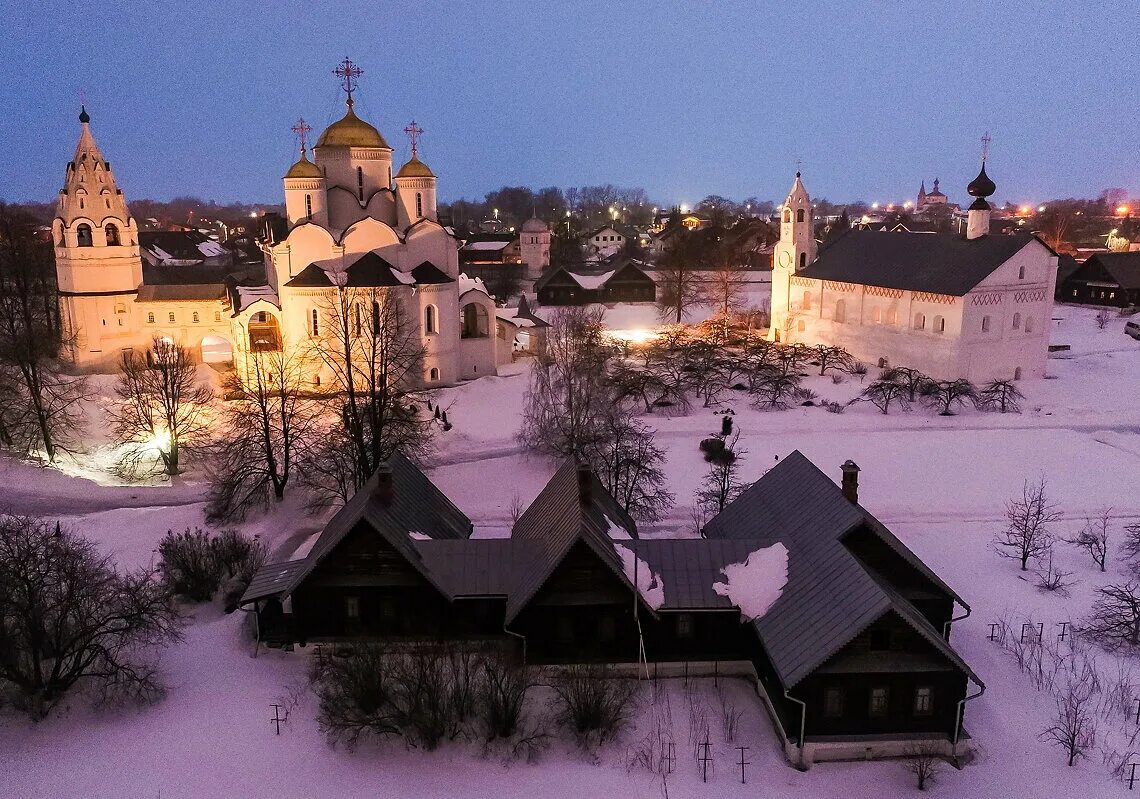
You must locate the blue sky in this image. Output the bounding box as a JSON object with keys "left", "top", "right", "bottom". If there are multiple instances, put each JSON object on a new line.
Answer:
{"left": 2, "top": 0, "right": 1137, "bottom": 207}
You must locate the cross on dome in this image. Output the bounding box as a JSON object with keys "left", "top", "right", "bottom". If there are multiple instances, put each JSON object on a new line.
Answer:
{"left": 333, "top": 57, "right": 363, "bottom": 107}
{"left": 291, "top": 117, "right": 312, "bottom": 154}
{"left": 981, "top": 131, "right": 992, "bottom": 162}
{"left": 404, "top": 120, "right": 424, "bottom": 158}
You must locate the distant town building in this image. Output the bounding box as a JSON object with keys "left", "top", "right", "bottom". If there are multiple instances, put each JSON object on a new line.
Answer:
{"left": 1058, "top": 252, "right": 1140, "bottom": 307}
{"left": 535, "top": 258, "right": 655, "bottom": 305}
{"left": 916, "top": 178, "right": 949, "bottom": 213}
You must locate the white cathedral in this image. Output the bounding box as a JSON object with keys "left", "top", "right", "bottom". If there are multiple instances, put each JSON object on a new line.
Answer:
{"left": 53, "top": 67, "right": 503, "bottom": 386}
{"left": 770, "top": 165, "right": 1058, "bottom": 381}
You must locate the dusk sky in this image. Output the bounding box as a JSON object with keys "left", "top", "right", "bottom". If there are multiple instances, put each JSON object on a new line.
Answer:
{"left": 3, "top": 0, "right": 1138, "bottom": 208}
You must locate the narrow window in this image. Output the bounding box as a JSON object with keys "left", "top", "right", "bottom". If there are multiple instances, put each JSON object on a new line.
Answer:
{"left": 934, "top": 315, "right": 945, "bottom": 333}
{"left": 834, "top": 298, "right": 846, "bottom": 323}
{"left": 869, "top": 687, "right": 889, "bottom": 718}
{"left": 913, "top": 687, "right": 933, "bottom": 717}
{"left": 1014, "top": 366, "right": 1023, "bottom": 381}
{"left": 192, "top": 312, "right": 199, "bottom": 323}
{"left": 147, "top": 312, "right": 155, "bottom": 324}
{"left": 783, "top": 209, "right": 791, "bottom": 223}
{"left": 796, "top": 319, "right": 805, "bottom": 332}
{"left": 310, "top": 308, "right": 319, "bottom": 337}
{"left": 76, "top": 224, "right": 93, "bottom": 247}
{"left": 1025, "top": 316, "right": 1035, "bottom": 333}
{"left": 105, "top": 223, "right": 120, "bottom": 246}
{"left": 796, "top": 208, "right": 805, "bottom": 223}
{"left": 676, "top": 613, "right": 694, "bottom": 639}
{"left": 215, "top": 311, "right": 221, "bottom": 322}
{"left": 887, "top": 308, "right": 898, "bottom": 325}
{"left": 799, "top": 252, "right": 806, "bottom": 270}
{"left": 872, "top": 306, "right": 882, "bottom": 324}
{"left": 1018, "top": 266, "right": 1026, "bottom": 280}
{"left": 415, "top": 192, "right": 423, "bottom": 218}
{"left": 313, "top": 374, "right": 321, "bottom": 388}
{"left": 981, "top": 315, "right": 991, "bottom": 332}
{"left": 914, "top": 312, "right": 926, "bottom": 330}
{"left": 877, "top": 357, "right": 889, "bottom": 368}
{"left": 354, "top": 303, "right": 363, "bottom": 337}
{"left": 372, "top": 301, "right": 382, "bottom": 331}
{"left": 424, "top": 304, "right": 437, "bottom": 334}
{"left": 305, "top": 194, "right": 312, "bottom": 217}
{"left": 824, "top": 687, "right": 844, "bottom": 718}
{"left": 344, "top": 596, "right": 360, "bottom": 619}
{"left": 429, "top": 367, "right": 440, "bottom": 382}
{"left": 168, "top": 312, "right": 176, "bottom": 323}
{"left": 802, "top": 290, "right": 812, "bottom": 311}
{"left": 1012, "top": 312, "right": 1021, "bottom": 330}
{"left": 357, "top": 166, "right": 364, "bottom": 201}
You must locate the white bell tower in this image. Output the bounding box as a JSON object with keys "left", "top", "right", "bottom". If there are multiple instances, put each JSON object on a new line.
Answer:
{"left": 770, "top": 172, "right": 817, "bottom": 341}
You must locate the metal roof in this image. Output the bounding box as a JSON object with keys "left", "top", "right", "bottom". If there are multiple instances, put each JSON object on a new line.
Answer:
{"left": 801, "top": 229, "right": 1044, "bottom": 296}
{"left": 414, "top": 539, "right": 518, "bottom": 596}
{"left": 135, "top": 283, "right": 225, "bottom": 302}
{"left": 624, "top": 538, "right": 761, "bottom": 609}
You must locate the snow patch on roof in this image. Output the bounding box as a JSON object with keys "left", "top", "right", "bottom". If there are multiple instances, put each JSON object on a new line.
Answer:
{"left": 458, "top": 273, "right": 491, "bottom": 298}
{"left": 391, "top": 268, "right": 416, "bottom": 285}
{"left": 236, "top": 285, "right": 280, "bottom": 312}
{"left": 197, "top": 240, "right": 227, "bottom": 257}
{"left": 409, "top": 531, "right": 431, "bottom": 541}
{"left": 464, "top": 240, "right": 511, "bottom": 251}
{"left": 290, "top": 531, "right": 321, "bottom": 561}
{"left": 568, "top": 270, "right": 615, "bottom": 290}
{"left": 605, "top": 515, "right": 632, "bottom": 540}
{"left": 712, "top": 543, "right": 789, "bottom": 621}
{"left": 614, "top": 541, "right": 664, "bottom": 609}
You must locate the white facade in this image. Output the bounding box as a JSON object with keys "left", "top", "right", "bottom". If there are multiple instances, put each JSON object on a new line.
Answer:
{"left": 770, "top": 173, "right": 1058, "bottom": 382}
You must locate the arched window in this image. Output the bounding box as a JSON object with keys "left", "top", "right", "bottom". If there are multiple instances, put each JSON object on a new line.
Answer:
{"left": 105, "top": 223, "right": 120, "bottom": 246}
{"left": 834, "top": 299, "right": 846, "bottom": 323}
{"left": 914, "top": 312, "right": 926, "bottom": 330}
{"left": 934, "top": 315, "right": 945, "bottom": 333}
{"left": 192, "top": 312, "right": 200, "bottom": 323}
{"left": 460, "top": 303, "right": 489, "bottom": 338}
{"left": 872, "top": 306, "right": 882, "bottom": 324}
{"left": 168, "top": 312, "right": 176, "bottom": 323}
{"left": 76, "top": 224, "right": 93, "bottom": 247}
{"left": 801, "top": 290, "right": 813, "bottom": 311}
{"left": 249, "top": 311, "right": 281, "bottom": 352}
{"left": 424, "top": 304, "right": 437, "bottom": 334}
{"left": 887, "top": 308, "right": 898, "bottom": 325}
{"left": 1014, "top": 367, "right": 1023, "bottom": 381}
{"left": 147, "top": 312, "right": 155, "bottom": 324}
{"left": 799, "top": 252, "right": 806, "bottom": 270}
{"left": 415, "top": 192, "right": 423, "bottom": 219}
{"left": 796, "top": 208, "right": 805, "bottom": 223}
{"left": 783, "top": 209, "right": 791, "bottom": 223}
{"left": 1024, "top": 316, "right": 1035, "bottom": 333}
{"left": 1012, "top": 312, "right": 1021, "bottom": 330}
{"left": 372, "top": 301, "right": 382, "bottom": 331}
{"left": 796, "top": 319, "right": 806, "bottom": 332}
{"left": 981, "top": 315, "right": 991, "bottom": 332}
{"left": 878, "top": 357, "right": 889, "bottom": 369}
{"left": 214, "top": 311, "right": 221, "bottom": 322}
{"left": 357, "top": 167, "right": 364, "bottom": 201}
{"left": 1018, "top": 266, "right": 1026, "bottom": 280}
{"left": 429, "top": 367, "right": 440, "bottom": 382}
{"left": 309, "top": 308, "right": 320, "bottom": 337}
{"left": 313, "top": 374, "right": 321, "bottom": 388}
{"left": 305, "top": 194, "right": 312, "bottom": 218}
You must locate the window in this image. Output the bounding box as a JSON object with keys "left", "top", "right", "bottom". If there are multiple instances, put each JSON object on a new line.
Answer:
{"left": 356, "top": 166, "right": 364, "bottom": 201}
{"left": 76, "top": 224, "right": 93, "bottom": 247}
{"left": 796, "top": 208, "right": 805, "bottom": 223}
{"left": 215, "top": 311, "right": 221, "bottom": 322}
{"left": 344, "top": 596, "right": 360, "bottom": 619}
{"left": 872, "top": 306, "right": 882, "bottom": 324}
{"left": 887, "top": 307, "right": 898, "bottom": 325}
{"left": 1014, "top": 366, "right": 1023, "bottom": 381}
{"left": 801, "top": 290, "right": 813, "bottom": 311}
{"left": 981, "top": 315, "right": 991, "bottom": 332}
{"left": 877, "top": 357, "right": 889, "bottom": 368}
{"left": 934, "top": 315, "right": 945, "bottom": 333}
{"left": 1018, "top": 266, "right": 1026, "bottom": 280}
{"left": 1024, "top": 316, "right": 1035, "bottom": 333}
{"left": 796, "top": 319, "right": 805, "bottom": 332}
{"left": 248, "top": 311, "right": 282, "bottom": 352}
{"left": 824, "top": 687, "right": 844, "bottom": 718}
{"left": 869, "top": 687, "right": 889, "bottom": 718}
{"left": 372, "top": 301, "right": 382, "bottom": 330}
{"left": 415, "top": 192, "right": 423, "bottom": 219}
{"left": 914, "top": 312, "right": 926, "bottom": 330}
{"left": 105, "top": 223, "right": 120, "bottom": 246}
{"left": 1012, "top": 312, "right": 1021, "bottom": 330}
{"left": 676, "top": 613, "right": 694, "bottom": 639}
{"left": 429, "top": 367, "right": 440, "bottom": 382}
{"left": 834, "top": 299, "right": 846, "bottom": 324}
{"left": 460, "top": 303, "right": 489, "bottom": 338}
{"left": 313, "top": 374, "right": 321, "bottom": 387}
{"left": 913, "top": 687, "right": 933, "bottom": 716}
{"left": 304, "top": 194, "right": 312, "bottom": 217}
{"left": 168, "top": 312, "right": 176, "bottom": 323}
{"left": 192, "top": 312, "right": 199, "bottom": 323}
{"left": 782, "top": 209, "right": 791, "bottom": 223}
{"left": 799, "top": 252, "right": 806, "bottom": 270}
{"left": 424, "top": 304, "right": 437, "bottom": 334}
{"left": 310, "top": 308, "right": 319, "bottom": 337}
{"left": 147, "top": 312, "right": 155, "bottom": 324}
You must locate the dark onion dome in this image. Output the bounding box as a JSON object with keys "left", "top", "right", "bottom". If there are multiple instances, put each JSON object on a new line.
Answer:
{"left": 395, "top": 156, "right": 435, "bottom": 179}
{"left": 79, "top": 105, "right": 90, "bottom": 123}
{"left": 967, "top": 162, "right": 996, "bottom": 198}
{"left": 969, "top": 197, "right": 991, "bottom": 211}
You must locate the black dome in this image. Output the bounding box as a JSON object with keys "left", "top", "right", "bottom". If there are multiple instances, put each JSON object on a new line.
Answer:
{"left": 78, "top": 105, "right": 90, "bottom": 124}
{"left": 967, "top": 163, "right": 996, "bottom": 198}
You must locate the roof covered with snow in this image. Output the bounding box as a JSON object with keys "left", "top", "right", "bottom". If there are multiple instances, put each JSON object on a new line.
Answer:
{"left": 234, "top": 284, "right": 280, "bottom": 313}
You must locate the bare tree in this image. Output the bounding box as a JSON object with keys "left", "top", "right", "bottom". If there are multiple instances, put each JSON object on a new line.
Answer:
{"left": 304, "top": 285, "right": 430, "bottom": 506}
{"left": 1040, "top": 682, "right": 1097, "bottom": 766}
{"left": 697, "top": 431, "right": 746, "bottom": 516}
{"left": 1035, "top": 551, "right": 1076, "bottom": 595}
{"left": 811, "top": 344, "right": 852, "bottom": 376}
{"left": 1067, "top": 509, "right": 1111, "bottom": 572}
{"left": 110, "top": 337, "right": 213, "bottom": 477}
{"left": 1095, "top": 308, "right": 1112, "bottom": 329}
{"left": 0, "top": 514, "right": 181, "bottom": 718}
{"left": 903, "top": 742, "right": 943, "bottom": 790}
{"left": 993, "top": 478, "right": 1062, "bottom": 571}
{"left": 1083, "top": 583, "right": 1140, "bottom": 651}
{"left": 656, "top": 230, "right": 707, "bottom": 323}
{"left": 582, "top": 404, "right": 674, "bottom": 522}
{"left": 0, "top": 204, "right": 86, "bottom": 462}
{"left": 860, "top": 377, "right": 911, "bottom": 414}
{"left": 975, "top": 379, "right": 1024, "bottom": 414}
{"left": 881, "top": 366, "right": 931, "bottom": 402}
{"left": 922, "top": 378, "right": 977, "bottom": 416}
{"left": 206, "top": 349, "right": 318, "bottom": 521}
{"left": 1121, "top": 523, "right": 1140, "bottom": 574}
{"left": 749, "top": 367, "right": 807, "bottom": 410}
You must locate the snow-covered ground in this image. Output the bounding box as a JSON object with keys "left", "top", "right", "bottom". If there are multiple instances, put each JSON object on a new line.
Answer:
{"left": 2, "top": 304, "right": 1139, "bottom": 798}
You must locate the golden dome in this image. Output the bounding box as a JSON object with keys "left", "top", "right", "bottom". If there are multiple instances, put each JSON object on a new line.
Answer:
{"left": 284, "top": 150, "right": 322, "bottom": 179}
{"left": 315, "top": 104, "right": 390, "bottom": 149}
{"left": 396, "top": 156, "right": 436, "bottom": 179}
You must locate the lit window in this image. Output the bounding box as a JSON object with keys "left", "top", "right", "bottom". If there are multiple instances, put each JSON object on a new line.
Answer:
{"left": 824, "top": 687, "right": 844, "bottom": 718}
{"left": 310, "top": 308, "right": 319, "bottom": 337}
{"left": 913, "top": 687, "right": 933, "bottom": 716}
{"left": 869, "top": 687, "right": 889, "bottom": 717}
{"left": 796, "top": 319, "right": 805, "bottom": 332}
{"left": 783, "top": 209, "right": 791, "bottom": 223}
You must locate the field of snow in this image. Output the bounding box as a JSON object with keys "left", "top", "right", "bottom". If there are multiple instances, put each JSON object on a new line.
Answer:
{"left": 2, "top": 304, "right": 1139, "bottom": 798}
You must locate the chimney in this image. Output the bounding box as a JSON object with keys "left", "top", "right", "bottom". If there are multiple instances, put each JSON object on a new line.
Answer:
{"left": 375, "top": 462, "right": 394, "bottom": 506}
{"left": 576, "top": 461, "right": 593, "bottom": 504}
{"left": 841, "top": 460, "right": 860, "bottom": 504}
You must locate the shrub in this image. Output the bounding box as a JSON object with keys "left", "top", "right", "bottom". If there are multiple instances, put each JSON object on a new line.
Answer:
{"left": 157, "top": 527, "right": 265, "bottom": 606}
{"left": 479, "top": 652, "right": 530, "bottom": 739}
{"left": 551, "top": 664, "right": 640, "bottom": 748}
{"left": 823, "top": 401, "right": 846, "bottom": 414}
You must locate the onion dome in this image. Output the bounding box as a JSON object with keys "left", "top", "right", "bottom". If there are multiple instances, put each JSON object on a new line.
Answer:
{"left": 967, "top": 163, "right": 996, "bottom": 198}
{"left": 395, "top": 156, "right": 435, "bottom": 179}
{"left": 315, "top": 104, "right": 389, "bottom": 149}
{"left": 78, "top": 105, "right": 90, "bottom": 124}
{"left": 284, "top": 148, "right": 322, "bottom": 179}
{"left": 521, "top": 216, "right": 549, "bottom": 233}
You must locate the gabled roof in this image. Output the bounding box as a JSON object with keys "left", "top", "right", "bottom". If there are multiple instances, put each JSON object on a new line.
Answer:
{"left": 504, "top": 460, "right": 643, "bottom": 623}
{"left": 411, "top": 261, "right": 454, "bottom": 285}
{"left": 1082, "top": 252, "right": 1140, "bottom": 290}
{"left": 799, "top": 229, "right": 1042, "bottom": 296}
{"left": 284, "top": 251, "right": 418, "bottom": 288}
{"left": 240, "top": 451, "right": 471, "bottom": 605}
{"left": 622, "top": 538, "right": 762, "bottom": 609}
{"left": 703, "top": 450, "right": 976, "bottom": 688}
{"left": 135, "top": 284, "right": 225, "bottom": 302}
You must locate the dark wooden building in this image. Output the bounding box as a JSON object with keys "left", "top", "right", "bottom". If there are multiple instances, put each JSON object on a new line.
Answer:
{"left": 1057, "top": 252, "right": 1140, "bottom": 307}
{"left": 242, "top": 450, "right": 981, "bottom": 767}
{"left": 535, "top": 258, "right": 655, "bottom": 305}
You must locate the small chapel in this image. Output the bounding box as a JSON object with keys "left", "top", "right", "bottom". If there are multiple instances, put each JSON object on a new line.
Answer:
{"left": 769, "top": 158, "right": 1059, "bottom": 381}
{"left": 52, "top": 60, "right": 501, "bottom": 386}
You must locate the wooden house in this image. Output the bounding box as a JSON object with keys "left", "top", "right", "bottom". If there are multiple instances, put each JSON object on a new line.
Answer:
{"left": 1057, "top": 252, "right": 1140, "bottom": 307}
{"left": 534, "top": 258, "right": 655, "bottom": 305}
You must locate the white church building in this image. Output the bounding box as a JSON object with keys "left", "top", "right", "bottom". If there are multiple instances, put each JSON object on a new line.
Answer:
{"left": 770, "top": 166, "right": 1058, "bottom": 381}
{"left": 53, "top": 63, "right": 501, "bottom": 386}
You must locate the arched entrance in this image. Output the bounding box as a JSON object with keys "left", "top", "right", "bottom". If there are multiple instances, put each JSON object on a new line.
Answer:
{"left": 200, "top": 334, "right": 233, "bottom": 364}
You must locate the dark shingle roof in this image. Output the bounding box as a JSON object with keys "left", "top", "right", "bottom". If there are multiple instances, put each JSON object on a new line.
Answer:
{"left": 703, "top": 450, "right": 976, "bottom": 688}
{"left": 624, "top": 538, "right": 761, "bottom": 609}
{"left": 135, "top": 283, "right": 225, "bottom": 302}
{"left": 285, "top": 252, "right": 408, "bottom": 288}
{"left": 411, "top": 261, "right": 454, "bottom": 285}
{"left": 1085, "top": 252, "right": 1140, "bottom": 290}
{"left": 414, "top": 539, "right": 517, "bottom": 596}
{"left": 799, "top": 229, "right": 1043, "bottom": 296}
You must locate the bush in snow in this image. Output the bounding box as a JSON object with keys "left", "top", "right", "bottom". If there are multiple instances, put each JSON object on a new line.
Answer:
{"left": 550, "top": 664, "right": 641, "bottom": 749}
{"left": 696, "top": 431, "right": 747, "bottom": 517}
{"left": 478, "top": 651, "right": 531, "bottom": 740}
{"left": 903, "top": 741, "right": 943, "bottom": 790}
{"left": 974, "top": 379, "right": 1024, "bottom": 414}
{"left": 1081, "top": 583, "right": 1140, "bottom": 652}
{"left": 0, "top": 514, "right": 181, "bottom": 718}
{"left": 1066, "top": 508, "right": 1112, "bottom": 572}
{"left": 860, "top": 378, "right": 911, "bottom": 414}
{"left": 157, "top": 527, "right": 266, "bottom": 608}
{"left": 921, "top": 378, "right": 977, "bottom": 416}
{"left": 1035, "top": 551, "right": 1076, "bottom": 596}
{"left": 1096, "top": 308, "right": 1112, "bottom": 329}
{"left": 1040, "top": 677, "right": 1097, "bottom": 767}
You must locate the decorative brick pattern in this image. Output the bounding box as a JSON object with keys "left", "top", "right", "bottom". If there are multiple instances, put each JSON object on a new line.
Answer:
{"left": 914, "top": 291, "right": 958, "bottom": 305}
{"left": 1014, "top": 289, "right": 1047, "bottom": 303}
{"left": 969, "top": 292, "right": 1003, "bottom": 307}
{"left": 823, "top": 280, "right": 859, "bottom": 293}
{"left": 866, "top": 285, "right": 903, "bottom": 299}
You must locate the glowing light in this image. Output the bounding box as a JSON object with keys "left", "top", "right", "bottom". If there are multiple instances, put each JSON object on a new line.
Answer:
{"left": 1038, "top": 205, "right": 1046, "bottom": 213}
{"left": 680, "top": 204, "right": 690, "bottom": 213}
{"left": 1018, "top": 205, "right": 1031, "bottom": 215}
{"left": 606, "top": 328, "right": 658, "bottom": 345}
{"left": 871, "top": 202, "right": 880, "bottom": 210}
{"left": 150, "top": 429, "right": 171, "bottom": 452}
{"left": 249, "top": 212, "right": 258, "bottom": 218}
{"left": 1118, "top": 205, "right": 1131, "bottom": 217}
{"left": 903, "top": 201, "right": 913, "bottom": 209}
